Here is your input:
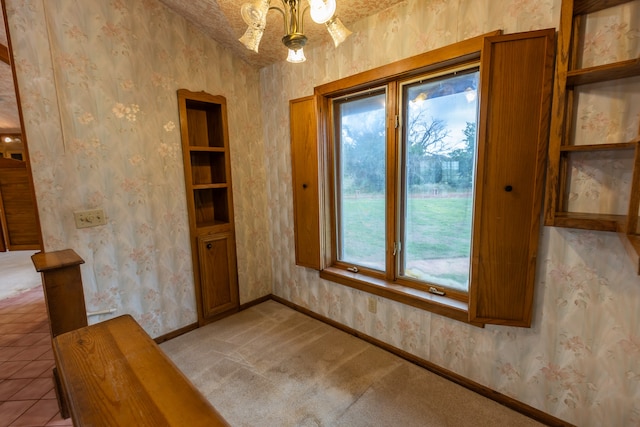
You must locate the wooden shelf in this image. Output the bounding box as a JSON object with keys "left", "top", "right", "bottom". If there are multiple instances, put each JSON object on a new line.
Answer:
{"left": 573, "top": 0, "right": 634, "bottom": 15}
{"left": 553, "top": 212, "right": 627, "bottom": 232}
{"left": 189, "top": 147, "right": 226, "bottom": 153}
{"left": 559, "top": 140, "right": 638, "bottom": 152}
{"left": 567, "top": 57, "right": 640, "bottom": 87}
{"left": 195, "top": 220, "right": 230, "bottom": 229}
{"left": 545, "top": 0, "right": 640, "bottom": 274}
{"left": 178, "top": 89, "right": 239, "bottom": 324}
{"left": 192, "top": 183, "right": 227, "bottom": 190}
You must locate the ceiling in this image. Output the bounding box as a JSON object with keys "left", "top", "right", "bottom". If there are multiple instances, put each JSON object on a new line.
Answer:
{"left": 0, "top": 0, "right": 404, "bottom": 133}
{"left": 158, "top": 0, "right": 405, "bottom": 69}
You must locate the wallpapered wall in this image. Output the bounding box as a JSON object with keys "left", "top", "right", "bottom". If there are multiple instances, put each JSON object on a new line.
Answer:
{"left": 6, "top": 0, "right": 640, "bottom": 425}
{"left": 5, "top": 0, "right": 272, "bottom": 336}
{"left": 261, "top": 0, "right": 640, "bottom": 426}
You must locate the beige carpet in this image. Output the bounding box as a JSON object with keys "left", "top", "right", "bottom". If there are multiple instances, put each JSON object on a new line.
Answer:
{"left": 161, "top": 300, "right": 544, "bottom": 427}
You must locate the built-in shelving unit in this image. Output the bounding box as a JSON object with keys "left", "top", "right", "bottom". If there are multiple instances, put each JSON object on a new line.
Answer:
{"left": 177, "top": 89, "right": 239, "bottom": 324}
{"left": 544, "top": 0, "right": 640, "bottom": 274}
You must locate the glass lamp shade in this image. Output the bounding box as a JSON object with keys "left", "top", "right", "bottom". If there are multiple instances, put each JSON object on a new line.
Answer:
{"left": 239, "top": 26, "right": 265, "bottom": 53}
{"left": 326, "top": 16, "right": 352, "bottom": 47}
{"left": 240, "top": 0, "right": 270, "bottom": 27}
{"left": 308, "top": 0, "right": 336, "bottom": 24}
{"left": 287, "top": 48, "right": 306, "bottom": 63}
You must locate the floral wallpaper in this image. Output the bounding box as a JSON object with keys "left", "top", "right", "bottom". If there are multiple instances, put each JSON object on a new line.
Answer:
{"left": 6, "top": 0, "right": 272, "bottom": 337}
{"left": 5, "top": 0, "right": 640, "bottom": 426}
{"left": 261, "top": 1, "right": 640, "bottom": 426}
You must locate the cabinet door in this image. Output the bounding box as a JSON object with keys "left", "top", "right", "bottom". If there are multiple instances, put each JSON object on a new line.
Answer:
{"left": 469, "top": 29, "right": 555, "bottom": 326}
{"left": 290, "top": 96, "right": 322, "bottom": 270}
{"left": 197, "top": 232, "right": 239, "bottom": 320}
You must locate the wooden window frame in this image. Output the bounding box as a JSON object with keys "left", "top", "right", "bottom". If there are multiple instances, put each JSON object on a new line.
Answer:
{"left": 291, "top": 29, "right": 555, "bottom": 328}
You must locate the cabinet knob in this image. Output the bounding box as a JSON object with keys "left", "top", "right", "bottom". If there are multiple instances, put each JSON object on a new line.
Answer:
{"left": 302, "top": 183, "right": 308, "bottom": 189}
{"left": 504, "top": 185, "right": 513, "bottom": 192}
{"left": 206, "top": 243, "right": 212, "bottom": 249}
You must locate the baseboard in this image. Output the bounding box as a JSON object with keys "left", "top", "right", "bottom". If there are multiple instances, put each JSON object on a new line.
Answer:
{"left": 240, "top": 294, "right": 271, "bottom": 311}
{"left": 270, "top": 294, "right": 574, "bottom": 427}
{"left": 156, "top": 294, "right": 272, "bottom": 343}
{"left": 154, "top": 322, "right": 198, "bottom": 344}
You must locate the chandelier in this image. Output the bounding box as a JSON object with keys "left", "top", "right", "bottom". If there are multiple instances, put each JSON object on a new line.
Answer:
{"left": 239, "top": 0, "right": 352, "bottom": 63}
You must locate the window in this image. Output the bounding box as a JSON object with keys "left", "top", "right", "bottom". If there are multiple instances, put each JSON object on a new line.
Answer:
{"left": 334, "top": 90, "right": 387, "bottom": 271}
{"left": 292, "top": 30, "right": 555, "bottom": 327}
{"left": 332, "top": 67, "right": 479, "bottom": 299}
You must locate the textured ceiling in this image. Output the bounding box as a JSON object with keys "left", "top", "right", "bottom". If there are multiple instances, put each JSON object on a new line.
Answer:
{"left": 0, "top": 0, "right": 404, "bottom": 132}
{"left": 158, "top": 0, "right": 406, "bottom": 68}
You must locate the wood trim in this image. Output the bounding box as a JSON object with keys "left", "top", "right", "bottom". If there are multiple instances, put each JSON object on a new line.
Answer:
{"left": 573, "top": 0, "right": 634, "bottom": 15}
{"left": 544, "top": 0, "right": 574, "bottom": 226}
{"left": 626, "top": 141, "right": 640, "bottom": 234}
{"left": 154, "top": 322, "right": 198, "bottom": 344}
{"left": 154, "top": 295, "right": 271, "bottom": 343}
{"left": 270, "top": 295, "right": 576, "bottom": 427}
{"left": 315, "top": 30, "right": 502, "bottom": 97}
{"left": 320, "top": 267, "right": 480, "bottom": 326}
{"left": 0, "top": 43, "right": 8, "bottom": 65}
{"left": 239, "top": 294, "right": 271, "bottom": 311}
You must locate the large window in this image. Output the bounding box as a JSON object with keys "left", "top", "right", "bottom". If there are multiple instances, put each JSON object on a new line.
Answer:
{"left": 332, "top": 67, "right": 479, "bottom": 298}
{"left": 296, "top": 30, "right": 555, "bottom": 327}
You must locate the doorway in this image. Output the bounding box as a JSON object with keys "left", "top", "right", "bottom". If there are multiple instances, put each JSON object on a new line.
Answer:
{"left": 0, "top": 0, "right": 42, "bottom": 253}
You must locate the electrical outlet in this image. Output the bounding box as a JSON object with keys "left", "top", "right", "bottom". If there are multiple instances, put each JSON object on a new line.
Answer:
{"left": 74, "top": 209, "right": 107, "bottom": 229}
{"left": 367, "top": 296, "right": 377, "bottom": 314}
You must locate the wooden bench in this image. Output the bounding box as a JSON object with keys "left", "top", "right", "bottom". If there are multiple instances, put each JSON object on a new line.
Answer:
{"left": 52, "top": 314, "right": 229, "bottom": 426}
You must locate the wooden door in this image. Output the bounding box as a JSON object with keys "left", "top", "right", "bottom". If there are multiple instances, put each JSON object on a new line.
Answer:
{"left": 197, "top": 232, "right": 239, "bottom": 320}
{"left": 0, "top": 157, "right": 40, "bottom": 250}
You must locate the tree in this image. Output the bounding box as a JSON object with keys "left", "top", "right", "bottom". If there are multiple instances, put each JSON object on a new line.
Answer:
{"left": 449, "top": 121, "right": 476, "bottom": 189}
{"left": 405, "top": 109, "right": 450, "bottom": 187}
{"left": 341, "top": 125, "right": 386, "bottom": 194}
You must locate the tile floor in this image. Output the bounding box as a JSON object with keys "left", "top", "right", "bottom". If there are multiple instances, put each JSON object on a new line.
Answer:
{"left": 0, "top": 287, "right": 72, "bottom": 426}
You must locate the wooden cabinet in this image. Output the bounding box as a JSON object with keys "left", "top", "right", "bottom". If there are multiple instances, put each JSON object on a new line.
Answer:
{"left": 544, "top": 0, "right": 640, "bottom": 274}
{"left": 177, "top": 89, "right": 239, "bottom": 325}
{"left": 197, "top": 233, "right": 238, "bottom": 318}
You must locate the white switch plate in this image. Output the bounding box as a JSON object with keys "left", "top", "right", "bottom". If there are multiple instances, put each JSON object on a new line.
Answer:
{"left": 74, "top": 209, "right": 107, "bottom": 228}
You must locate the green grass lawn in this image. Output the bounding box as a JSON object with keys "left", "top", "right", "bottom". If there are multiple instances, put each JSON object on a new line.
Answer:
{"left": 341, "top": 195, "right": 472, "bottom": 268}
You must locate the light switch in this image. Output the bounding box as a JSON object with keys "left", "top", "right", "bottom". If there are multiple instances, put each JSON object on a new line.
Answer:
{"left": 74, "top": 209, "right": 107, "bottom": 228}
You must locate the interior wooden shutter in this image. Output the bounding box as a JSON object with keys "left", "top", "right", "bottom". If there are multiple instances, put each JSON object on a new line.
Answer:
{"left": 290, "top": 96, "right": 321, "bottom": 270}
{"left": 469, "top": 29, "right": 555, "bottom": 327}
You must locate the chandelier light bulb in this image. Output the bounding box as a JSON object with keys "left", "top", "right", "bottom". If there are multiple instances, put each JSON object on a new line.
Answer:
{"left": 308, "top": 0, "right": 336, "bottom": 24}
{"left": 287, "top": 48, "right": 306, "bottom": 63}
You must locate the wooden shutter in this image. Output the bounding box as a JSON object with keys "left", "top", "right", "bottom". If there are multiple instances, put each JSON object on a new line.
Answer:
{"left": 469, "top": 29, "right": 555, "bottom": 326}
{"left": 290, "top": 96, "right": 321, "bottom": 270}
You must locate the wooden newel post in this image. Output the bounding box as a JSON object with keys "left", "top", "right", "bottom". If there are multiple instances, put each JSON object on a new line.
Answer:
{"left": 31, "top": 249, "right": 88, "bottom": 338}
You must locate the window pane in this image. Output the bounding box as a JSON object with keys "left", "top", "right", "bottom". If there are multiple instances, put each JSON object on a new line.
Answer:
{"left": 401, "top": 70, "right": 479, "bottom": 292}
{"left": 335, "top": 92, "right": 386, "bottom": 271}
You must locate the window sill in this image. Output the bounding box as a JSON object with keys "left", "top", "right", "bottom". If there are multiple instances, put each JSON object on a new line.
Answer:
{"left": 319, "top": 267, "right": 484, "bottom": 328}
